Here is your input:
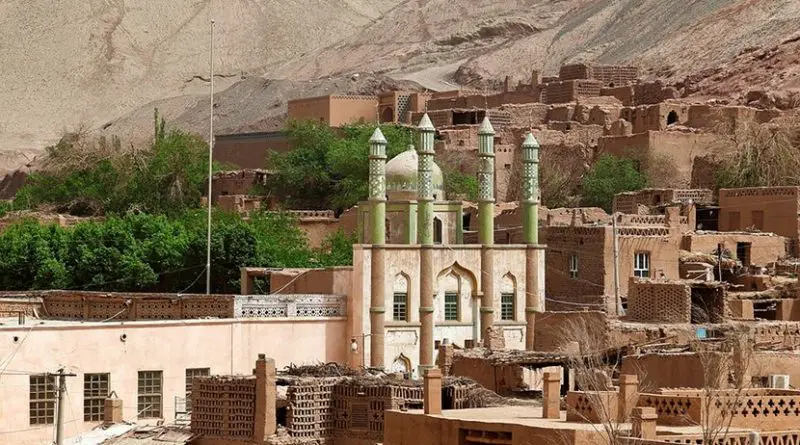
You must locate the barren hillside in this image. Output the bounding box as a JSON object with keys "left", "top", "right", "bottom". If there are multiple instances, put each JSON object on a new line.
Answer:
{"left": 3, "top": 0, "right": 799, "bottom": 174}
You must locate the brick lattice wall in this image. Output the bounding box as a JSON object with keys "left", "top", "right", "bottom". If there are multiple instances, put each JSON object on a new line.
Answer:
{"left": 191, "top": 376, "right": 257, "bottom": 439}
{"left": 627, "top": 280, "right": 691, "bottom": 323}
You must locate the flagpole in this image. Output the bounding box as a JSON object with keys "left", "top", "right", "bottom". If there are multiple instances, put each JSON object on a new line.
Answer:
{"left": 205, "top": 13, "right": 215, "bottom": 295}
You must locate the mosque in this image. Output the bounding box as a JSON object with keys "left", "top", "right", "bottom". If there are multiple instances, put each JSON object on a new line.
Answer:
{"left": 348, "top": 113, "right": 545, "bottom": 374}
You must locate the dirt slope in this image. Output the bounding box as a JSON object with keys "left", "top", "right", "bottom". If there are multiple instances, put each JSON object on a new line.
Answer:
{"left": 3, "top": 0, "right": 800, "bottom": 174}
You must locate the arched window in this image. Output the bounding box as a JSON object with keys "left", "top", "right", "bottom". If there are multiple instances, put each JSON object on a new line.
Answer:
{"left": 433, "top": 217, "right": 443, "bottom": 244}
{"left": 393, "top": 273, "right": 409, "bottom": 322}
{"left": 500, "top": 273, "right": 516, "bottom": 321}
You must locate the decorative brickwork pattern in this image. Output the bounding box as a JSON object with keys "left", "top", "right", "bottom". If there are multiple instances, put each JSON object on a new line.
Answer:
{"left": 234, "top": 294, "right": 346, "bottom": 318}
{"left": 191, "top": 376, "right": 257, "bottom": 439}
{"left": 627, "top": 280, "right": 691, "bottom": 323}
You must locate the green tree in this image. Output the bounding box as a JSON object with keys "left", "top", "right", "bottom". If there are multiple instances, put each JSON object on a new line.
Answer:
{"left": 581, "top": 155, "right": 646, "bottom": 211}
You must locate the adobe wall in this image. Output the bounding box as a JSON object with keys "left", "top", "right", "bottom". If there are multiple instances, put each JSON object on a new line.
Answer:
{"left": 191, "top": 375, "right": 258, "bottom": 439}
{"left": 544, "top": 226, "right": 610, "bottom": 299}
{"left": 633, "top": 81, "right": 680, "bottom": 105}
{"left": 500, "top": 103, "right": 549, "bottom": 127}
{"left": 329, "top": 95, "right": 381, "bottom": 126}
{"left": 558, "top": 64, "right": 639, "bottom": 87}
{"left": 613, "top": 189, "right": 713, "bottom": 214}
{"left": 681, "top": 233, "right": 789, "bottom": 266}
{"left": 623, "top": 351, "right": 800, "bottom": 390}
{"left": 600, "top": 86, "right": 635, "bottom": 106}
{"left": 298, "top": 217, "right": 342, "bottom": 249}
{"left": 214, "top": 133, "right": 291, "bottom": 170}
{"left": 718, "top": 188, "right": 800, "bottom": 252}
{"left": 533, "top": 311, "right": 608, "bottom": 352}
{"left": 627, "top": 280, "right": 691, "bottom": 323}
{"left": 270, "top": 267, "right": 353, "bottom": 295}
{"left": 615, "top": 230, "right": 681, "bottom": 297}
{"left": 543, "top": 80, "right": 602, "bottom": 104}
{"left": 383, "top": 409, "right": 601, "bottom": 445}
{"left": 288, "top": 95, "right": 333, "bottom": 123}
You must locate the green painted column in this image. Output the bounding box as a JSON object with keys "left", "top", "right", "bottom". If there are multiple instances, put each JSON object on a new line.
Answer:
{"left": 522, "top": 132, "right": 541, "bottom": 351}
{"left": 368, "top": 128, "right": 387, "bottom": 368}
{"left": 477, "top": 117, "right": 496, "bottom": 345}
{"left": 417, "top": 114, "right": 435, "bottom": 246}
{"left": 478, "top": 117, "right": 496, "bottom": 245}
{"left": 368, "top": 128, "right": 388, "bottom": 244}
{"left": 417, "top": 113, "right": 436, "bottom": 371}
{"left": 522, "top": 132, "right": 540, "bottom": 244}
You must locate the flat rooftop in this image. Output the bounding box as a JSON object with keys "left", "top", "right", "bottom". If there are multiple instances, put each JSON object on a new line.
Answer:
{"left": 399, "top": 406, "right": 750, "bottom": 435}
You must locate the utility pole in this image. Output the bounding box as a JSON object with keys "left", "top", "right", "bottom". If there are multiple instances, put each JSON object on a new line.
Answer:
{"left": 717, "top": 243, "right": 723, "bottom": 281}
{"left": 612, "top": 213, "right": 621, "bottom": 316}
{"left": 52, "top": 368, "right": 76, "bottom": 445}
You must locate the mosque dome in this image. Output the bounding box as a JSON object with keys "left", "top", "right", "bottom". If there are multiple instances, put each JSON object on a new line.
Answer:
{"left": 385, "top": 145, "right": 445, "bottom": 201}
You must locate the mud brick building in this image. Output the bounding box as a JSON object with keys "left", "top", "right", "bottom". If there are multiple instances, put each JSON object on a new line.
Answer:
{"left": 719, "top": 186, "right": 800, "bottom": 256}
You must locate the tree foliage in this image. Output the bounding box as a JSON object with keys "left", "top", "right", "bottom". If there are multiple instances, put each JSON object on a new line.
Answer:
{"left": 0, "top": 210, "right": 354, "bottom": 293}
{"left": 15, "top": 110, "right": 215, "bottom": 216}
{"left": 269, "top": 120, "right": 479, "bottom": 211}
{"left": 713, "top": 115, "right": 800, "bottom": 189}
{"left": 581, "top": 154, "right": 647, "bottom": 211}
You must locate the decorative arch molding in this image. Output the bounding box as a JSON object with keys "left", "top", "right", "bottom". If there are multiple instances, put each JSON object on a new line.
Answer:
{"left": 435, "top": 261, "right": 478, "bottom": 292}
{"left": 501, "top": 272, "right": 517, "bottom": 294}
{"left": 393, "top": 271, "right": 410, "bottom": 292}
{"left": 390, "top": 353, "right": 411, "bottom": 373}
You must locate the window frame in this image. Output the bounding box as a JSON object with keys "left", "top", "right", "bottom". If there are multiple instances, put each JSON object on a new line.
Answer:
{"left": 444, "top": 291, "right": 459, "bottom": 321}
{"left": 568, "top": 254, "right": 579, "bottom": 279}
{"left": 500, "top": 292, "right": 515, "bottom": 321}
{"left": 29, "top": 374, "right": 56, "bottom": 425}
{"left": 392, "top": 292, "right": 408, "bottom": 322}
{"left": 185, "top": 368, "right": 210, "bottom": 412}
{"left": 633, "top": 251, "right": 651, "bottom": 278}
{"left": 137, "top": 370, "right": 163, "bottom": 419}
{"left": 83, "top": 373, "right": 110, "bottom": 422}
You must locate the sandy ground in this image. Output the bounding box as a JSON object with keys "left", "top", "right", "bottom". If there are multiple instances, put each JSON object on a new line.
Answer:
{"left": 2, "top": 0, "right": 800, "bottom": 174}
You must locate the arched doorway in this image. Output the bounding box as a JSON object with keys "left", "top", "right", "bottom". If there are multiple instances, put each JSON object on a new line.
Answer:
{"left": 380, "top": 107, "right": 394, "bottom": 123}
{"left": 390, "top": 354, "right": 411, "bottom": 373}
{"left": 667, "top": 111, "right": 679, "bottom": 126}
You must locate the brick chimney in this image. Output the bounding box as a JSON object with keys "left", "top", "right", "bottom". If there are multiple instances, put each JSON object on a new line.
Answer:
{"left": 103, "top": 396, "right": 123, "bottom": 425}
{"left": 631, "top": 407, "right": 658, "bottom": 440}
{"left": 254, "top": 354, "right": 277, "bottom": 440}
{"left": 423, "top": 367, "right": 443, "bottom": 415}
{"left": 542, "top": 371, "right": 561, "bottom": 419}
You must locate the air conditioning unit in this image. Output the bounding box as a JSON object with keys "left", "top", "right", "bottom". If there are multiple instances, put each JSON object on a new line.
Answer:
{"left": 768, "top": 375, "right": 790, "bottom": 389}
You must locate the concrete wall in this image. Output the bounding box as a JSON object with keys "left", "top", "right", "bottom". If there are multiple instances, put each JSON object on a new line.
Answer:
{"left": 0, "top": 318, "right": 347, "bottom": 445}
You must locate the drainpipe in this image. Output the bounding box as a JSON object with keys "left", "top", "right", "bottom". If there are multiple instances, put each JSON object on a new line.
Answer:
{"left": 522, "top": 132, "right": 541, "bottom": 350}
{"left": 478, "top": 117, "right": 496, "bottom": 345}
{"left": 417, "top": 114, "right": 436, "bottom": 373}
{"left": 368, "top": 128, "right": 387, "bottom": 368}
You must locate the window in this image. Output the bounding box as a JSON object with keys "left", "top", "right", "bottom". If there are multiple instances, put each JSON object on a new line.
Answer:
{"left": 29, "top": 375, "right": 56, "bottom": 425}
{"left": 444, "top": 292, "right": 458, "bottom": 321}
{"left": 185, "top": 368, "right": 210, "bottom": 412}
{"left": 500, "top": 293, "right": 514, "bottom": 321}
{"left": 84, "top": 373, "right": 110, "bottom": 421}
{"left": 433, "top": 217, "right": 443, "bottom": 244}
{"left": 569, "top": 255, "right": 579, "bottom": 279}
{"left": 393, "top": 292, "right": 408, "bottom": 321}
{"left": 137, "top": 371, "right": 163, "bottom": 419}
{"left": 752, "top": 211, "right": 764, "bottom": 231}
{"left": 633, "top": 252, "right": 650, "bottom": 278}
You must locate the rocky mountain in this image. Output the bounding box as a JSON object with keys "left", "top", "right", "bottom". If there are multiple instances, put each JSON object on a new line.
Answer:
{"left": 2, "top": 0, "right": 799, "bottom": 173}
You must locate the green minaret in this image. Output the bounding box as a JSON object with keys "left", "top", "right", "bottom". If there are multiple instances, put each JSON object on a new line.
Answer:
{"left": 368, "top": 128, "right": 388, "bottom": 244}
{"left": 477, "top": 117, "right": 495, "bottom": 244}
{"left": 522, "top": 132, "right": 540, "bottom": 244}
{"left": 417, "top": 114, "right": 435, "bottom": 246}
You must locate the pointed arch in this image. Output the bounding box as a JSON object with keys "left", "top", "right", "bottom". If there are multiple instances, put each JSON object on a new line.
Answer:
{"left": 390, "top": 354, "right": 411, "bottom": 373}
{"left": 392, "top": 272, "right": 410, "bottom": 322}
{"left": 435, "top": 261, "right": 479, "bottom": 322}
{"left": 436, "top": 261, "right": 478, "bottom": 291}
{"left": 500, "top": 272, "right": 517, "bottom": 321}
